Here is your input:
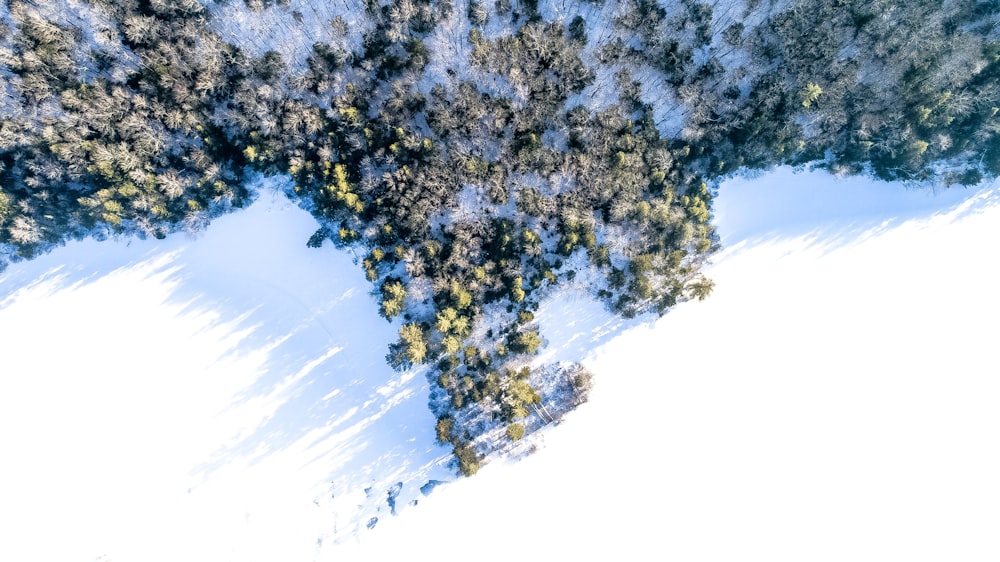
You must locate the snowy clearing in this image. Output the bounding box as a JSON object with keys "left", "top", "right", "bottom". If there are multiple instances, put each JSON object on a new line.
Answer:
{"left": 0, "top": 179, "right": 453, "bottom": 562}
{"left": 2, "top": 169, "right": 999, "bottom": 561}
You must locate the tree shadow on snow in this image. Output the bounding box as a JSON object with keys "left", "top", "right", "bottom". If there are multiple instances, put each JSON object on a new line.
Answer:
{"left": 713, "top": 166, "right": 1000, "bottom": 257}
{"left": 0, "top": 187, "right": 453, "bottom": 543}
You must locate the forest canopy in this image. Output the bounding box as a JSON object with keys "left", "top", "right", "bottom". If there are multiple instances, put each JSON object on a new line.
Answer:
{"left": 1, "top": 0, "right": 997, "bottom": 474}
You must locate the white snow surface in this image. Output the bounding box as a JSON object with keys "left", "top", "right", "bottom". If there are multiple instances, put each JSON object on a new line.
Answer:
{"left": 0, "top": 178, "right": 453, "bottom": 562}
{"left": 3, "top": 168, "right": 1000, "bottom": 561}
{"left": 207, "top": 0, "right": 369, "bottom": 71}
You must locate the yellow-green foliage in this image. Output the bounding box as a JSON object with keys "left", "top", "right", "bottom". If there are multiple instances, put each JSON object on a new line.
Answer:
{"left": 681, "top": 194, "right": 710, "bottom": 223}
{"left": 340, "top": 106, "right": 361, "bottom": 124}
{"left": 454, "top": 442, "right": 480, "bottom": 476}
{"left": 450, "top": 280, "right": 473, "bottom": 310}
{"left": 511, "top": 276, "right": 525, "bottom": 302}
{"left": 442, "top": 335, "right": 462, "bottom": 355}
{"left": 521, "top": 229, "right": 541, "bottom": 255}
{"left": 0, "top": 191, "right": 9, "bottom": 225}
{"left": 435, "top": 307, "right": 457, "bottom": 332}
{"left": 506, "top": 422, "right": 525, "bottom": 441}
{"left": 463, "top": 345, "right": 480, "bottom": 365}
{"left": 325, "top": 163, "right": 363, "bottom": 213}
{"left": 800, "top": 82, "right": 823, "bottom": 108}
{"left": 435, "top": 416, "right": 454, "bottom": 443}
{"left": 558, "top": 221, "right": 596, "bottom": 255}
{"left": 338, "top": 227, "right": 360, "bottom": 243}
{"left": 686, "top": 275, "right": 715, "bottom": 301}
{"left": 380, "top": 279, "right": 407, "bottom": 319}
{"left": 503, "top": 378, "right": 540, "bottom": 420}
{"left": 397, "top": 323, "right": 427, "bottom": 364}
{"left": 508, "top": 329, "right": 542, "bottom": 354}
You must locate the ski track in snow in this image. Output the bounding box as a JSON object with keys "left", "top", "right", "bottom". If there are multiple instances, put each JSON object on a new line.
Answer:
{"left": 2, "top": 168, "right": 1000, "bottom": 561}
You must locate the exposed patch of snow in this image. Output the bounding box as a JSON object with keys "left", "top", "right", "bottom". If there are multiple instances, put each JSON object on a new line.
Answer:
{"left": 541, "top": 127, "right": 569, "bottom": 152}
{"left": 566, "top": 62, "right": 621, "bottom": 114}
{"left": 206, "top": 0, "right": 370, "bottom": 71}
{"left": 635, "top": 68, "right": 687, "bottom": 137}
{"left": 508, "top": 170, "right": 546, "bottom": 194}
{"left": 449, "top": 183, "right": 490, "bottom": 223}
{"left": 426, "top": 183, "right": 488, "bottom": 234}
{"left": 793, "top": 111, "right": 822, "bottom": 139}
{"left": 417, "top": 0, "right": 514, "bottom": 100}
{"left": 559, "top": 0, "right": 632, "bottom": 114}
{"left": 478, "top": 0, "right": 517, "bottom": 39}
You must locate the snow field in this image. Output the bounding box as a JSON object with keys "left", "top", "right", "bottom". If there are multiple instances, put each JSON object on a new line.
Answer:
{"left": 1, "top": 168, "right": 999, "bottom": 560}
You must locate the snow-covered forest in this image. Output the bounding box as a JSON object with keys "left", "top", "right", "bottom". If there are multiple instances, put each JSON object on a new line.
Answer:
{"left": 2, "top": 0, "right": 999, "bottom": 478}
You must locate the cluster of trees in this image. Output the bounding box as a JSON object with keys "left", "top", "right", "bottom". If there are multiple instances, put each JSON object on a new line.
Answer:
{"left": 254, "top": 0, "right": 716, "bottom": 470}
{"left": 2, "top": 0, "right": 998, "bottom": 474}
{"left": 1, "top": 0, "right": 248, "bottom": 255}
{"left": 601, "top": 0, "right": 1000, "bottom": 182}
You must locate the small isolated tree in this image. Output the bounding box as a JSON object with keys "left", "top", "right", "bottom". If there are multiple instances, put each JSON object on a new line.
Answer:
{"left": 569, "top": 365, "right": 594, "bottom": 405}
{"left": 568, "top": 15, "right": 587, "bottom": 44}
{"left": 506, "top": 422, "right": 525, "bottom": 441}
{"left": 685, "top": 275, "right": 715, "bottom": 301}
